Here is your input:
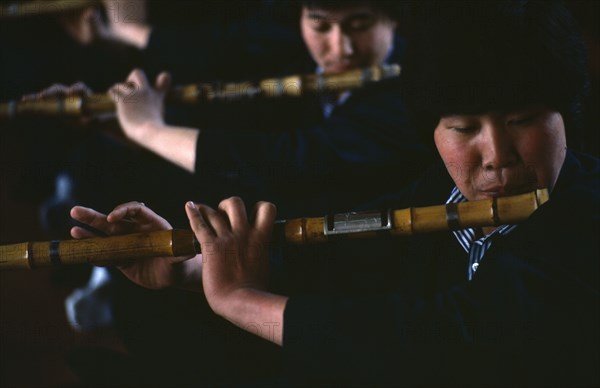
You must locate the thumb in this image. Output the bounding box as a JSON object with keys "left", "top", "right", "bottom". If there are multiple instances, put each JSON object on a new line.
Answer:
{"left": 185, "top": 201, "right": 214, "bottom": 242}
{"left": 127, "top": 68, "right": 149, "bottom": 89}
{"left": 89, "top": 8, "right": 109, "bottom": 40}
{"left": 155, "top": 72, "right": 172, "bottom": 94}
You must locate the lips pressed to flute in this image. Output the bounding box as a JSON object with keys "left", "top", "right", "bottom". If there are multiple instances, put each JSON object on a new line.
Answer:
{"left": 0, "top": 189, "right": 549, "bottom": 270}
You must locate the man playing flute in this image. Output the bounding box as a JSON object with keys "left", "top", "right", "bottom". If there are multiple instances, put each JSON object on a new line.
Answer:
{"left": 69, "top": 0, "right": 599, "bottom": 385}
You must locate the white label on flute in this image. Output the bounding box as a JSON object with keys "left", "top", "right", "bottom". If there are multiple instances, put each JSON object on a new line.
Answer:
{"left": 324, "top": 210, "right": 392, "bottom": 235}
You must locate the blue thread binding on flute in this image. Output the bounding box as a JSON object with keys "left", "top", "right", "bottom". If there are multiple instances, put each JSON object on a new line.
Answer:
{"left": 49, "top": 240, "right": 61, "bottom": 266}
{"left": 445, "top": 203, "right": 460, "bottom": 230}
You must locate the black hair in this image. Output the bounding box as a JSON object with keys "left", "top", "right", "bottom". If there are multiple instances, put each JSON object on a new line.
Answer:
{"left": 300, "top": 0, "right": 406, "bottom": 20}
{"left": 402, "top": 0, "right": 589, "bottom": 145}
{"left": 269, "top": 0, "right": 408, "bottom": 27}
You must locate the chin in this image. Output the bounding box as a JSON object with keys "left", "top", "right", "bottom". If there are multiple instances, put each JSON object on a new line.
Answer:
{"left": 324, "top": 61, "right": 358, "bottom": 74}
{"left": 325, "top": 67, "right": 351, "bottom": 74}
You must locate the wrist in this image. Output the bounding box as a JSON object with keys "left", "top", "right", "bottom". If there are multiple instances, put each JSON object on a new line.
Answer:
{"left": 112, "top": 24, "right": 152, "bottom": 50}
{"left": 126, "top": 119, "right": 164, "bottom": 146}
{"left": 214, "top": 288, "right": 287, "bottom": 345}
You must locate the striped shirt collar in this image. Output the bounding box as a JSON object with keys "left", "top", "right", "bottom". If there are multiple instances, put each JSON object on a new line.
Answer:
{"left": 446, "top": 187, "right": 518, "bottom": 280}
{"left": 316, "top": 66, "right": 351, "bottom": 118}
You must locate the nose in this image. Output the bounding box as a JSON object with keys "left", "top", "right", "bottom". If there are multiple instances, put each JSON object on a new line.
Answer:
{"left": 480, "top": 122, "right": 518, "bottom": 171}
{"left": 328, "top": 25, "right": 353, "bottom": 58}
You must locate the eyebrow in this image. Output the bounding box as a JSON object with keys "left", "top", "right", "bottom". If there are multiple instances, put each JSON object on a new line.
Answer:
{"left": 441, "top": 114, "right": 478, "bottom": 119}
{"left": 441, "top": 115, "right": 478, "bottom": 127}
{"left": 306, "top": 11, "right": 374, "bottom": 23}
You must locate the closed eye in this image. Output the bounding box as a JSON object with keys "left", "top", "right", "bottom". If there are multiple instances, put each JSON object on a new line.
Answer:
{"left": 343, "top": 16, "right": 376, "bottom": 32}
{"left": 450, "top": 126, "right": 477, "bottom": 133}
{"left": 508, "top": 116, "right": 535, "bottom": 126}
{"left": 507, "top": 109, "right": 543, "bottom": 126}
{"left": 310, "top": 19, "right": 331, "bottom": 33}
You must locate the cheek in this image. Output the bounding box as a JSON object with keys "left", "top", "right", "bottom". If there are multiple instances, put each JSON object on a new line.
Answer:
{"left": 355, "top": 30, "right": 391, "bottom": 62}
{"left": 374, "top": 27, "right": 394, "bottom": 57}
{"left": 434, "top": 131, "right": 474, "bottom": 184}
{"left": 518, "top": 123, "right": 566, "bottom": 189}
{"left": 301, "top": 27, "right": 323, "bottom": 58}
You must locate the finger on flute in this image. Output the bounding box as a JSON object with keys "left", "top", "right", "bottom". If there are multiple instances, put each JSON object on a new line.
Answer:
{"left": 0, "top": 189, "right": 548, "bottom": 271}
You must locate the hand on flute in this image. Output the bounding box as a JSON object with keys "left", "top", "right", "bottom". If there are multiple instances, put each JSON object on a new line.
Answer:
{"left": 186, "top": 197, "right": 287, "bottom": 345}
{"left": 109, "top": 69, "right": 199, "bottom": 172}
{"left": 109, "top": 69, "right": 171, "bottom": 143}
{"left": 70, "top": 201, "right": 201, "bottom": 290}
{"left": 20, "top": 82, "right": 114, "bottom": 124}
{"left": 22, "top": 82, "right": 93, "bottom": 101}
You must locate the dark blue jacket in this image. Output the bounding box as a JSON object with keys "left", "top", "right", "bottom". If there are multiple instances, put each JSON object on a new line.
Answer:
{"left": 194, "top": 74, "right": 432, "bottom": 217}
{"left": 283, "top": 150, "right": 600, "bottom": 386}
{"left": 144, "top": 18, "right": 432, "bottom": 217}
{"left": 97, "top": 20, "right": 434, "bottom": 387}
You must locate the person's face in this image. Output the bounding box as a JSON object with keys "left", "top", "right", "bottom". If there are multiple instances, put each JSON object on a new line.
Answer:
{"left": 300, "top": 5, "right": 396, "bottom": 74}
{"left": 434, "top": 106, "right": 567, "bottom": 201}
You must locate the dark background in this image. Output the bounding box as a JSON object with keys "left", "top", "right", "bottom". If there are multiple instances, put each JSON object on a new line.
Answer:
{"left": 1, "top": 1, "right": 598, "bottom": 386}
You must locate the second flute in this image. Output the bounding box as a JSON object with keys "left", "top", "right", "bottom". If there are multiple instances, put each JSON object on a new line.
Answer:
{"left": 0, "top": 64, "right": 400, "bottom": 119}
{"left": 0, "top": 189, "right": 548, "bottom": 270}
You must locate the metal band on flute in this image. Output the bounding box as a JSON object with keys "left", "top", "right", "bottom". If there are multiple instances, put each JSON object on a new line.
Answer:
{"left": 0, "top": 64, "right": 401, "bottom": 119}
{"left": 0, "top": 189, "right": 549, "bottom": 270}
{"left": 0, "top": 229, "right": 199, "bottom": 270}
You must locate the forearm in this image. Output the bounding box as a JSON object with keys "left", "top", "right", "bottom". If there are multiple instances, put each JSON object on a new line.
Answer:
{"left": 134, "top": 122, "right": 199, "bottom": 173}
{"left": 219, "top": 288, "right": 288, "bottom": 346}
{"left": 112, "top": 23, "right": 152, "bottom": 49}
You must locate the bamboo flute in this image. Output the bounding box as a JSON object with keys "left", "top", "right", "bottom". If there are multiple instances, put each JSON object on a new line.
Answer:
{"left": 0, "top": 189, "right": 548, "bottom": 271}
{"left": 0, "top": 0, "right": 101, "bottom": 18}
{"left": 0, "top": 64, "right": 400, "bottom": 119}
